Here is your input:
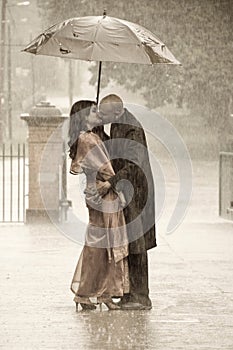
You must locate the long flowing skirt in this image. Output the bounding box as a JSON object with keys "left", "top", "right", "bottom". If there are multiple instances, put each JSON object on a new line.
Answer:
{"left": 71, "top": 189, "right": 129, "bottom": 298}
{"left": 71, "top": 246, "right": 129, "bottom": 297}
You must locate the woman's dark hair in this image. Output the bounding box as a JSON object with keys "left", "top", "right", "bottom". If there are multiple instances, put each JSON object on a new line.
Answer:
{"left": 68, "top": 100, "right": 96, "bottom": 160}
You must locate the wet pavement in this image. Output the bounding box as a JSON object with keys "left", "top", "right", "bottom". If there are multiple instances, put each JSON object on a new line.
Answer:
{"left": 1, "top": 160, "right": 233, "bottom": 349}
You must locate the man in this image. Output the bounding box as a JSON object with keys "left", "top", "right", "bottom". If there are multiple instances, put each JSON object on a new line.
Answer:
{"left": 98, "top": 94, "right": 156, "bottom": 310}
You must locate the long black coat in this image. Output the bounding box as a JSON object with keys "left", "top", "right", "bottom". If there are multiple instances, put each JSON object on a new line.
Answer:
{"left": 108, "top": 108, "right": 156, "bottom": 254}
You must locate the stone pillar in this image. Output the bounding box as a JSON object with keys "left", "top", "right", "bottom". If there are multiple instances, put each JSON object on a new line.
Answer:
{"left": 21, "top": 101, "right": 68, "bottom": 223}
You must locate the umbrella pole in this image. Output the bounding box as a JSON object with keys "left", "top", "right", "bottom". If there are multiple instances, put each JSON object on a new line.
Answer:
{"left": 96, "top": 61, "right": 102, "bottom": 105}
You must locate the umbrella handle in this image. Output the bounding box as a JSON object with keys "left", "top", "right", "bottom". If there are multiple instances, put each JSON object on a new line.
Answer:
{"left": 96, "top": 61, "right": 102, "bottom": 105}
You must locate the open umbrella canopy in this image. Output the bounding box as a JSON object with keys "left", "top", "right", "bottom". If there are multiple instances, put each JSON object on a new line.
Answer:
{"left": 23, "top": 15, "right": 180, "bottom": 65}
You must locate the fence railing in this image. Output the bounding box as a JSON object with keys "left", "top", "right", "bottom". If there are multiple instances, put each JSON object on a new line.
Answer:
{"left": 0, "top": 143, "right": 28, "bottom": 223}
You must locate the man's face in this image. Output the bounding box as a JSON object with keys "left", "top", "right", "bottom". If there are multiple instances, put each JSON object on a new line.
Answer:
{"left": 98, "top": 103, "right": 115, "bottom": 124}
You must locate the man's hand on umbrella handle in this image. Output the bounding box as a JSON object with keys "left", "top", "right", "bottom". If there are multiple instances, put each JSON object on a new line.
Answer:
{"left": 98, "top": 181, "right": 111, "bottom": 196}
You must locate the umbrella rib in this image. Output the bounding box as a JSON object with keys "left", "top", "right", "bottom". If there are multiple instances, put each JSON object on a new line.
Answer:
{"left": 25, "top": 20, "right": 72, "bottom": 55}
{"left": 115, "top": 18, "right": 142, "bottom": 45}
{"left": 88, "top": 16, "right": 150, "bottom": 62}
{"left": 114, "top": 18, "right": 152, "bottom": 64}
{"left": 89, "top": 18, "right": 104, "bottom": 61}
{"left": 115, "top": 18, "right": 175, "bottom": 64}
{"left": 39, "top": 19, "right": 74, "bottom": 55}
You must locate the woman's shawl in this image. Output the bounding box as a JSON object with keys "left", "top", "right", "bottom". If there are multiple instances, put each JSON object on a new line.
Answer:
{"left": 70, "top": 131, "right": 128, "bottom": 263}
{"left": 70, "top": 131, "right": 114, "bottom": 179}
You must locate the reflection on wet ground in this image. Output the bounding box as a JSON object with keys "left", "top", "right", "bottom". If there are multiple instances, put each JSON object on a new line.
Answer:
{"left": 73, "top": 309, "right": 151, "bottom": 349}
{"left": 1, "top": 220, "right": 233, "bottom": 349}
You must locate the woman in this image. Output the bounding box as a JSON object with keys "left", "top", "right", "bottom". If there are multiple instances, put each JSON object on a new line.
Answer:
{"left": 68, "top": 100, "right": 129, "bottom": 311}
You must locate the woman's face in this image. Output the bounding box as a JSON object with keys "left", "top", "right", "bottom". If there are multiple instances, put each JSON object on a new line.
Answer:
{"left": 86, "top": 104, "right": 101, "bottom": 128}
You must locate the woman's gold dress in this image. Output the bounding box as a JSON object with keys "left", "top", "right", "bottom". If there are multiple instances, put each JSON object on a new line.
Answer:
{"left": 70, "top": 131, "right": 129, "bottom": 298}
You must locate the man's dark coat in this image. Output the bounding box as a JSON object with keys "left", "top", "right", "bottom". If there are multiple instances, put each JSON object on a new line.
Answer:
{"left": 108, "top": 108, "right": 156, "bottom": 254}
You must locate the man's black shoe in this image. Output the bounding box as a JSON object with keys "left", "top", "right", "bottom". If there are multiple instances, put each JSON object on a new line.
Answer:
{"left": 120, "top": 302, "right": 152, "bottom": 310}
{"left": 115, "top": 295, "right": 130, "bottom": 307}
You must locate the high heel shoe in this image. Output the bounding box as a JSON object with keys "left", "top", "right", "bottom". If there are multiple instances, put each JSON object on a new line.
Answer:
{"left": 74, "top": 296, "right": 96, "bottom": 311}
{"left": 97, "top": 297, "right": 121, "bottom": 311}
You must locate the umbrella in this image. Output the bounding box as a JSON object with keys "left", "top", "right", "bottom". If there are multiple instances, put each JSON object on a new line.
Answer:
{"left": 23, "top": 11, "right": 181, "bottom": 104}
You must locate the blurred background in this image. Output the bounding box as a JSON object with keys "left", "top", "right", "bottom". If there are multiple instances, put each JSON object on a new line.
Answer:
{"left": 0, "top": 0, "right": 232, "bottom": 158}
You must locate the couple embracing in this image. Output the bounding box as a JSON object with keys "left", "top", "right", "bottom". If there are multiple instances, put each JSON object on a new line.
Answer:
{"left": 68, "top": 94, "right": 156, "bottom": 311}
